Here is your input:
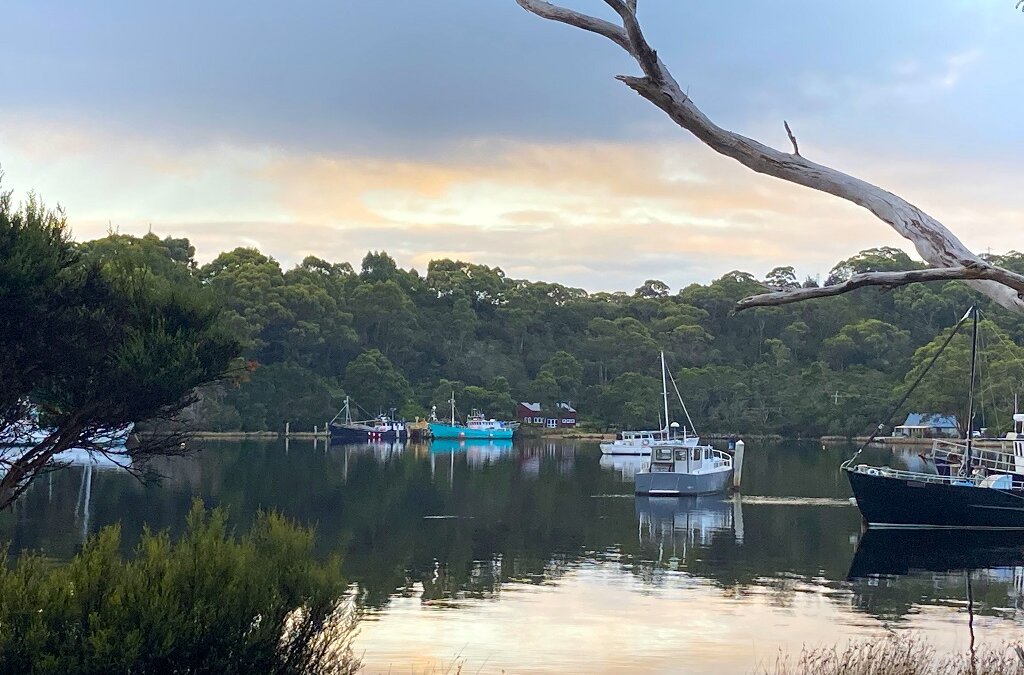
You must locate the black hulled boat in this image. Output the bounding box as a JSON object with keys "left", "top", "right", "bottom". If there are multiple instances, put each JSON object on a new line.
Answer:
{"left": 329, "top": 397, "right": 408, "bottom": 443}
{"left": 845, "top": 307, "right": 1024, "bottom": 530}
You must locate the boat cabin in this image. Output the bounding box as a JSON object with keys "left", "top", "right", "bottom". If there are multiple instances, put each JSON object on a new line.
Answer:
{"left": 1010, "top": 413, "right": 1024, "bottom": 440}
{"left": 649, "top": 444, "right": 731, "bottom": 474}
{"left": 467, "top": 410, "right": 515, "bottom": 431}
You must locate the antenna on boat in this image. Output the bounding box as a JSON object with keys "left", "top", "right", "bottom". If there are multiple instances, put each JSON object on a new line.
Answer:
{"left": 965, "top": 306, "right": 980, "bottom": 469}
{"left": 661, "top": 351, "right": 670, "bottom": 441}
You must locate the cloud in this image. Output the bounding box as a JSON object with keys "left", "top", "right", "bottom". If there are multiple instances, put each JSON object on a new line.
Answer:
{"left": 8, "top": 111, "right": 1022, "bottom": 295}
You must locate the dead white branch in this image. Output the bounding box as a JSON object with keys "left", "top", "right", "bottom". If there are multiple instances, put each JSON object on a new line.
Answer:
{"left": 737, "top": 263, "right": 1024, "bottom": 311}
{"left": 515, "top": 0, "right": 1024, "bottom": 313}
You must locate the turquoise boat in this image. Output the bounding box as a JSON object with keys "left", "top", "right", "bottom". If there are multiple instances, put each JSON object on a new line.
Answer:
{"left": 428, "top": 397, "right": 518, "bottom": 440}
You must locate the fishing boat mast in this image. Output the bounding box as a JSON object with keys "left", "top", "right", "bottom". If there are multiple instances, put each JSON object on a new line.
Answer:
{"left": 661, "top": 351, "right": 670, "bottom": 441}
{"left": 965, "top": 306, "right": 980, "bottom": 469}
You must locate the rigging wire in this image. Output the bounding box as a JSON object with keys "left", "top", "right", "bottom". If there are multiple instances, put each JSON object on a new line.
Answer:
{"left": 841, "top": 306, "right": 975, "bottom": 469}
{"left": 664, "top": 361, "right": 698, "bottom": 435}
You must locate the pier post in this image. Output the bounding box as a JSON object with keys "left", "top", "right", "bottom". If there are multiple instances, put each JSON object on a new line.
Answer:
{"left": 733, "top": 440, "right": 745, "bottom": 490}
{"left": 285, "top": 421, "right": 290, "bottom": 437}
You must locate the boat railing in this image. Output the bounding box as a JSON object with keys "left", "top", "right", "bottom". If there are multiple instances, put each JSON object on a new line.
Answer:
{"left": 932, "top": 439, "right": 1023, "bottom": 475}
{"left": 849, "top": 463, "right": 1024, "bottom": 490}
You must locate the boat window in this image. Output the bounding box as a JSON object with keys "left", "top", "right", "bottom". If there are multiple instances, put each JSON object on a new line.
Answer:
{"left": 704, "top": 448, "right": 711, "bottom": 461}
{"left": 655, "top": 448, "right": 673, "bottom": 462}
{"left": 692, "top": 448, "right": 701, "bottom": 462}
{"left": 675, "top": 450, "right": 686, "bottom": 461}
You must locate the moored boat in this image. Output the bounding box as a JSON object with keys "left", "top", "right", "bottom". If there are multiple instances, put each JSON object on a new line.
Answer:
{"left": 845, "top": 307, "right": 1024, "bottom": 529}
{"left": 599, "top": 427, "right": 700, "bottom": 455}
{"left": 329, "top": 397, "right": 408, "bottom": 443}
{"left": 635, "top": 443, "right": 736, "bottom": 496}
{"left": 600, "top": 352, "right": 703, "bottom": 456}
{"left": 429, "top": 411, "right": 517, "bottom": 440}
{"left": 427, "top": 394, "right": 518, "bottom": 440}
{"left": 633, "top": 352, "right": 741, "bottom": 495}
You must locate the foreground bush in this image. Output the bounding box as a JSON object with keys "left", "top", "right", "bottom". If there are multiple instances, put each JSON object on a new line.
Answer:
{"left": 0, "top": 502, "right": 358, "bottom": 674}
{"left": 762, "top": 635, "right": 1024, "bottom": 675}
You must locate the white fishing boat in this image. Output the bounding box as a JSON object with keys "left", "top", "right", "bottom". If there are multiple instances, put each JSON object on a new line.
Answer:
{"left": 633, "top": 353, "right": 741, "bottom": 496}
{"left": 599, "top": 427, "right": 700, "bottom": 455}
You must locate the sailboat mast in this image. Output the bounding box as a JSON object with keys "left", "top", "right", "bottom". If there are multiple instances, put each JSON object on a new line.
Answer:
{"left": 661, "top": 351, "right": 670, "bottom": 441}
{"left": 451, "top": 392, "right": 456, "bottom": 425}
{"left": 966, "top": 306, "right": 979, "bottom": 464}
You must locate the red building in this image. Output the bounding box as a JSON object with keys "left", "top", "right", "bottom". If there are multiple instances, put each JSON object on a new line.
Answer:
{"left": 516, "top": 402, "right": 578, "bottom": 429}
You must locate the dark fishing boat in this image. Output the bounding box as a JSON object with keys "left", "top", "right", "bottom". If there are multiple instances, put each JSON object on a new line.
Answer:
{"left": 329, "top": 397, "right": 408, "bottom": 443}
{"left": 845, "top": 307, "right": 1024, "bottom": 529}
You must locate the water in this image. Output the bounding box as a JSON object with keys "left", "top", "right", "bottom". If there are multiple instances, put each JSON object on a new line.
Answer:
{"left": 3, "top": 438, "right": 1024, "bottom": 673}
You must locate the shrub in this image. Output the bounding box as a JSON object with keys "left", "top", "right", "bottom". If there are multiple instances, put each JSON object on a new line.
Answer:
{"left": 0, "top": 501, "right": 358, "bottom": 674}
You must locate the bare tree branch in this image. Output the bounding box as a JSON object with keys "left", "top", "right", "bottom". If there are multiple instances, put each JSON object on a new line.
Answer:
{"left": 783, "top": 120, "right": 800, "bottom": 156}
{"left": 514, "top": 0, "right": 1024, "bottom": 314}
{"left": 515, "top": 0, "right": 629, "bottom": 50}
{"left": 736, "top": 263, "right": 1024, "bottom": 312}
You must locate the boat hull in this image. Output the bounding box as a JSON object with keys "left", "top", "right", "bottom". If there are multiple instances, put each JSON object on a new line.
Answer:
{"left": 599, "top": 437, "right": 699, "bottom": 455}
{"left": 428, "top": 423, "right": 514, "bottom": 440}
{"left": 847, "top": 468, "right": 1024, "bottom": 529}
{"left": 635, "top": 468, "right": 732, "bottom": 496}
{"left": 329, "top": 424, "right": 406, "bottom": 443}
{"left": 599, "top": 445, "right": 650, "bottom": 456}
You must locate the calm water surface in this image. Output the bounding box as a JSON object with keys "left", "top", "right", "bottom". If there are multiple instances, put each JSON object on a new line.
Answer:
{"left": 2, "top": 438, "right": 1023, "bottom": 673}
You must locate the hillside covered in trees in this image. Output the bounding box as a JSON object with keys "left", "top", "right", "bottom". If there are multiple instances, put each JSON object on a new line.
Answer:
{"left": 87, "top": 234, "right": 1024, "bottom": 437}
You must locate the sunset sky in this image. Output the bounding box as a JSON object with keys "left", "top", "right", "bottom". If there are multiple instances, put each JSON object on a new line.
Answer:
{"left": 2, "top": 1, "right": 1021, "bottom": 292}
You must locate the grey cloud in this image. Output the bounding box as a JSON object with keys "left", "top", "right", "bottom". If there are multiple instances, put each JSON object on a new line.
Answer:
{"left": 4, "top": 1, "right": 1020, "bottom": 159}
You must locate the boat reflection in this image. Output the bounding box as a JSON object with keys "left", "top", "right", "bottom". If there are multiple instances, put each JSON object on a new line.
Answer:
{"left": 848, "top": 528, "right": 1024, "bottom": 619}
{"left": 600, "top": 454, "right": 649, "bottom": 480}
{"left": 848, "top": 529, "right": 1024, "bottom": 579}
{"left": 429, "top": 439, "right": 513, "bottom": 454}
{"left": 634, "top": 495, "right": 744, "bottom": 571}
{"left": 329, "top": 441, "right": 406, "bottom": 461}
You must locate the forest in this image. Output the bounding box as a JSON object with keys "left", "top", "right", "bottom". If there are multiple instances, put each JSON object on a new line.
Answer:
{"left": 87, "top": 233, "right": 1024, "bottom": 438}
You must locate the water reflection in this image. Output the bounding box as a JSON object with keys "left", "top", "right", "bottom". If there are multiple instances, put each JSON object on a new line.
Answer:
{"left": 5, "top": 439, "right": 1024, "bottom": 671}
{"left": 633, "top": 496, "right": 743, "bottom": 577}
{"left": 599, "top": 453, "right": 648, "bottom": 480}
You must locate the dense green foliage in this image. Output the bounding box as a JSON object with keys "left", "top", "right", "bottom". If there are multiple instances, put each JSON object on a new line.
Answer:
{"left": 0, "top": 502, "right": 355, "bottom": 674}
{"left": 170, "top": 242, "right": 1022, "bottom": 437}
{"left": 0, "top": 185, "right": 240, "bottom": 507}
{"left": 25, "top": 222, "right": 1022, "bottom": 437}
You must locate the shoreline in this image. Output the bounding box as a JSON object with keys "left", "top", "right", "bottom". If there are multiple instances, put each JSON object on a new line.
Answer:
{"left": 182, "top": 430, "right": 787, "bottom": 442}
{"left": 821, "top": 435, "right": 1016, "bottom": 449}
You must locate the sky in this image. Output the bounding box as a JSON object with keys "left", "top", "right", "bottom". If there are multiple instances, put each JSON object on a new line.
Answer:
{"left": 1, "top": 0, "right": 1022, "bottom": 292}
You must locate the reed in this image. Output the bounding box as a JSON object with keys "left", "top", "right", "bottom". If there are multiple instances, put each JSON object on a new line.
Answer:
{"left": 760, "top": 635, "right": 1024, "bottom": 675}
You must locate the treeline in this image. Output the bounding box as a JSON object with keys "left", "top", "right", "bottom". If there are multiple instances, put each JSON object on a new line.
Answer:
{"left": 83, "top": 233, "right": 1024, "bottom": 437}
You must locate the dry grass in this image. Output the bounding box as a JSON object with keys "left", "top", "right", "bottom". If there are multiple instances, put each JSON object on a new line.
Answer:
{"left": 760, "top": 635, "right": 1024, "bottom": 675}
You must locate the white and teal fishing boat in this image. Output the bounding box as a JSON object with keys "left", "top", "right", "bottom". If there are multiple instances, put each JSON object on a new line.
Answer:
{"left": 428, "top": 394, "right": 518, "bottom": 440}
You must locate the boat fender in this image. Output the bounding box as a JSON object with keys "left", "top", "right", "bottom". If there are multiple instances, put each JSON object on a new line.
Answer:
{"left": 642, "top": 439, "right": 650, "bottom": 446}
{"left": 865, "top": 468, "right": 880, "bottom": 477}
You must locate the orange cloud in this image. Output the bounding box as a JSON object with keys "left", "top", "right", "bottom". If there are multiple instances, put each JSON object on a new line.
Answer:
{"left": 2, "top": 117, "right": 1020, "bottom": 292}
